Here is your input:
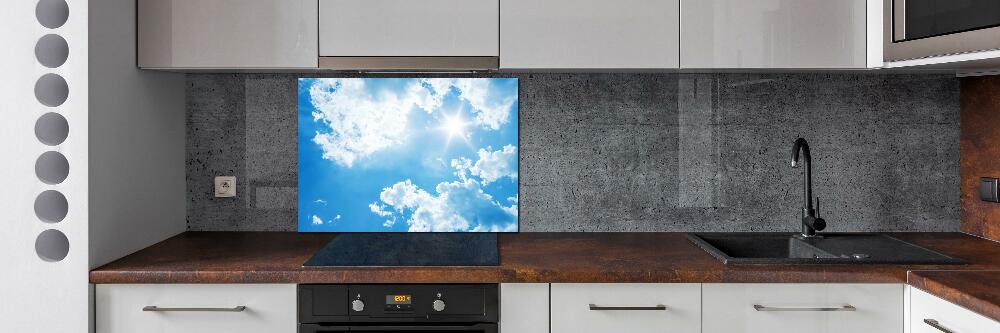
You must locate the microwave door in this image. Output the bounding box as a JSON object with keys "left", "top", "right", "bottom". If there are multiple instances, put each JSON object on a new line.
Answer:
{"left": 885, "top": 0, "right": 1000, "bottom": 61}
{"left": 896, "top": 0, "right": 1000, "bottom": 42}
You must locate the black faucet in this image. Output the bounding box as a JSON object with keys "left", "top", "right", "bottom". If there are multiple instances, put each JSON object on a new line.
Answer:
{"left": 791, "top": 138, "right": 826, "bottom": 238}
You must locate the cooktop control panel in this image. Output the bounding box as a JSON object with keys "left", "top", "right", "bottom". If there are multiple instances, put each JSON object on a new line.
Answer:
{"left": 299, "top": 284, "right": 498, "bottom": 323}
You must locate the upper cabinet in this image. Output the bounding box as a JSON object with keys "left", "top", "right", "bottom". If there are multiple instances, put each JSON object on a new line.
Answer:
{"left": 137, "top": 0, "right": 318, "bottom": 69}
{"left": 500, "top": 0, "right": 680, "bottom": 69}
{"left": 318, "top": 0, "right": 500, "bottom": 70}
{"left": 680, "top": 0, "right": 872, "bottom": 69}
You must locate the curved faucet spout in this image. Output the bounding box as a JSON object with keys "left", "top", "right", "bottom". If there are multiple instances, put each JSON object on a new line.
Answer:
{"left": 791, "top": 138, "right": 824, "bottom": 237}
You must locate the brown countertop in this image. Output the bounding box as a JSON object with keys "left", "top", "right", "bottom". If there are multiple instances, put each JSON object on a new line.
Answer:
{"left": 91, "top": 232, "right": 1000, "bottom": 284}
{"left": 908, "top": 270, "right": 1000, "bottom": 322}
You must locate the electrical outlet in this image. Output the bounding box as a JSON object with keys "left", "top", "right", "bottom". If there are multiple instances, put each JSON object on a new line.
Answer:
{"left": 215, "top": 176, "right": 236, "bottom": 198}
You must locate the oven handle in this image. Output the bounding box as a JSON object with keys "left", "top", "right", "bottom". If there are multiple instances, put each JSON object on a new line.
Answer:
{"left": 349, "top": 323, "right": 497, "bottom": 331}
{"left": 299, "top": 323, "right": 497, "bottom": 332}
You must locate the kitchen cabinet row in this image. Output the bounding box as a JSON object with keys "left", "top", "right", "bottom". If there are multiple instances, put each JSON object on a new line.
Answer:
{"left": 137, "top": 0, "right": 877, "bottom": 70}
{"left": 508, "top": 283, "right": 1000, "bottom": 333}
{"left": 94, "top": 283, "right": 999, "bottom": 333}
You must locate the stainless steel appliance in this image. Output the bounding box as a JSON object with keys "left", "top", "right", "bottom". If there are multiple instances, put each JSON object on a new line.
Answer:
{"left": 298, "top": 284, "right": 498, "bottom": 332}
{"left": 885, "top": 0, "right": 1000, "bottom": 61}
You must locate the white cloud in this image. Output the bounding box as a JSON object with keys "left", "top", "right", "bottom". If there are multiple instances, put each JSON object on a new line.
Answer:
{"left": 308, "top": 79, "right": 515, "bottom": 168}
{"left": 382, "top": 217, "right": 396, "bottom": 228}
{"left": 420, "top": 79, "right": 516, "bottom": 130}
{"left": 311, "top": 215, "right": 324, "bottom": 225}
{"left": 369, "top": 202, "right": 393, "bottom": 217}
{"left": 314, "top": 199, "right": 327, "bottom": 205}
{"left": 309, "top": 79, "right": 445, "bottom": 168}
{"left": 451, "top": 145, "right": 518, "bottom": 186}
{"left": 335, "top": 214, "right": 342, "bottom": 220}
{"left": 376, "top": 178, "right": 517, "bottom": 232}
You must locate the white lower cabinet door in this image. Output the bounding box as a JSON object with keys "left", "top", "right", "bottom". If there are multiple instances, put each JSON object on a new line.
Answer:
{"left": 910, "top": 287, "right": 1000, "bottom": 333}
{"left": 96, "top": 284, "right": 297, "bottom": 333}
{"left": 500, "top": 283, "right": 549, "bottom": 333}
{"left": 702, "top": 283, "right": 904, "bottom": 333}
{"left": 550, "top": 283, "right": 701, "bottom": 333}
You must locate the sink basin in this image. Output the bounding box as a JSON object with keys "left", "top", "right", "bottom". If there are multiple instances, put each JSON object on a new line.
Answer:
{"left": 687, "top": 233, "right": 966, "bottom": 265}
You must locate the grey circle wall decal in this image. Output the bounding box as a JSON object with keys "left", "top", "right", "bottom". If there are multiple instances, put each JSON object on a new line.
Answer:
{"left": 36, "top": 0, "right": 70, "bottom": 29}
{"left": 35, "top": 151, "right": 69, "bottom": 185}
{"left": 35, "top": 112, "right": 69, "bottom": 146}
{"left": 35, "top": 34, "right": 69, "bottom": 68}
{"left": 35, "top": 229, "right": 70, "bottom": 262}
{"left": 34, "top": 73, "right": 69, "bottom": 107}
{"left": 34, "top": 190, "right": 68, "bottom": 223}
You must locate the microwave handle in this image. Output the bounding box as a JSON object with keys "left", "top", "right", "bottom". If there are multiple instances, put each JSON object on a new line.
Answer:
{"left": 893, "top": 0, "right": 906, "bottom": 41}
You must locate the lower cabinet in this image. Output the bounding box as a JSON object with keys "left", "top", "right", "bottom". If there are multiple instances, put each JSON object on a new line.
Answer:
{"left": 500, "top": 283, "right": 549, "bottom": 333}
{"left": 96, "top": 284, "right": 297, "bottom": 333}
{"left": 550, "top": 283, "right": 702, "bottom": 333}
{"left": 910, "top": 286, "right": 1000, "bottom": 333}
{"left": 702, "top": 283, "right": 904, "bottom": 333}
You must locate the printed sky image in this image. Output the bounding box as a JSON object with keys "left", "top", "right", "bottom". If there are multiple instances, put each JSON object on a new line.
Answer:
{"left": 298, "top": 78, "right": 519, "bottom": 232}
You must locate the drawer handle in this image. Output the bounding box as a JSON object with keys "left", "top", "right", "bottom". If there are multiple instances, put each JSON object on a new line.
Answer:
{"left": 142, "top": 306, "right": 247, "bottom": 312}
{"left": 923, "top": 319, "right": 955, "bottom": 333}
{"left": 589, "top": 304, "right": 667, "bottom": 311}
{"left": 753, "top": 304, "right": 856, "bottom": 312}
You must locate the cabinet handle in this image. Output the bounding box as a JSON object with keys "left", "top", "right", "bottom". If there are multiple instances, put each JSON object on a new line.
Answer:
{"left": 753, "top": 304, "right": 856, "bottom": 312}
{"left": 923, "top": 319, "right": 955, "bottom": 333}
{"left": 142, "top": 306, "right": 247, "bottom": 312}
{"left": 588, "top": 304, "right": 667, "bottom": 311}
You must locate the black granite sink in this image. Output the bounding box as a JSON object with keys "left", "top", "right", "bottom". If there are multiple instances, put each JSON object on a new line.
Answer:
{"left": 687, "top": 233, "right": 966, "bottom": 265}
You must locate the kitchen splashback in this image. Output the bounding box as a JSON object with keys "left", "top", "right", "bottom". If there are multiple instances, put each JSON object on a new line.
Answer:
{"left": 186, "top": 73, "right": 959, "bottom": 232}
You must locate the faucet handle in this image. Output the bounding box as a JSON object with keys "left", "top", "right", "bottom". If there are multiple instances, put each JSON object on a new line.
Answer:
{"left": 815, "top": 196, "right": 820, "bottom": 218}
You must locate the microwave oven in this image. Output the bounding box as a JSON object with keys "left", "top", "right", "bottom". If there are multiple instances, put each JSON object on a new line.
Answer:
{"left": 884, "top": 0, "right": 1000, "bottom": 62}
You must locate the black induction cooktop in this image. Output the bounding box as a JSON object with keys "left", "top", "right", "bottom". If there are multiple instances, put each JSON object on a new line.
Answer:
{"left": 303, "top": 233, "right": 500, "bottom": 267}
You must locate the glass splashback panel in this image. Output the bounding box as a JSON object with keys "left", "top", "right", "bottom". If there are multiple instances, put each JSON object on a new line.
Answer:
{"left": 297, "top": 78, "right": 519, "bottom": 232}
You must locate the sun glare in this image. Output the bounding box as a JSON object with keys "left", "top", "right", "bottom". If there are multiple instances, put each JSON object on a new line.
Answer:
{"left": 441, "top": 113, "right": 469, "bottom": 142}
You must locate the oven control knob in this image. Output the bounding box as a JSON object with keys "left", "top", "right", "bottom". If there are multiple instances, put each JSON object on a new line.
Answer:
{"left": 351, "top": 299, "right": 365, "bottom": 312}
{"left": 432, "top": 299, "right": 446, "bottom": 312}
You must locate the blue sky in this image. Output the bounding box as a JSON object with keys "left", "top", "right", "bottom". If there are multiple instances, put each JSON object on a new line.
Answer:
{"left": 298, "top": 78, "right": 519, "bottom": 232}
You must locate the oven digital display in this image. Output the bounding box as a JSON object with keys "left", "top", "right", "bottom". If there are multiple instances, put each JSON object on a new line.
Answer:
{"left": 386, "top": 295, "right": 412, "bottom": 305}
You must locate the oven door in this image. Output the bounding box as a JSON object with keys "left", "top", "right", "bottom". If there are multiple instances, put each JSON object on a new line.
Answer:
{"left": 300, "top": 323, "right": 498, "bottom": 333}
{"left": 885, "top": 0, "right": 1000, "bottom": 61}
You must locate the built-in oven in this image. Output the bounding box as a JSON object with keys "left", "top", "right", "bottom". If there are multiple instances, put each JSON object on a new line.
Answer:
{"left": 885, "top": 0, "right": 1000, "bottom": 61}
{"left": 298, "top": 284, "right": 498, "bottom": 333}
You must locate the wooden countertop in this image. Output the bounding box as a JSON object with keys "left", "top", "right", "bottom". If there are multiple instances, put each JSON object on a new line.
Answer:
{"left": 908, "top": 270, "right": 1000, "bottom": 322}
{"left": 91, "top": 232, "right": 1000, "bottom": 284}
{"left": 89, "top": 232, "right": 1000, "bottom": 321}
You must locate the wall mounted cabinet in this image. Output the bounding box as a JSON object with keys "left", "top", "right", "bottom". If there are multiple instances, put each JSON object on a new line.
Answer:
{"left": 500, "top": 0, "right": 680, "bottom": 69}
{"left": 680, "top": 0, "right": 872, "bottom": 69}
{"left": 137, "top": 0, "right": 319, "bottom": 69}
{"left": 318, "top": 0, "right": 500, "bottom": 70}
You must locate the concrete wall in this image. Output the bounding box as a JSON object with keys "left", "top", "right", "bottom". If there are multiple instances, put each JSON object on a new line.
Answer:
{"left": 186, "top": 73, "right": 960, "bottom": 232}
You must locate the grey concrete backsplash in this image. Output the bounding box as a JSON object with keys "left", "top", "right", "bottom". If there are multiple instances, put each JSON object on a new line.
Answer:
{"left": 186, "top": 73, "right": 960, "bottom": 232}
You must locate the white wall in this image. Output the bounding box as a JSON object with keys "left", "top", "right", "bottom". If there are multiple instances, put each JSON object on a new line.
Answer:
{"left": 88, "top": 0, "right": 186, "bottom": 270}
{"left": 0, "top": 0, "right": 90, "bottom": 331}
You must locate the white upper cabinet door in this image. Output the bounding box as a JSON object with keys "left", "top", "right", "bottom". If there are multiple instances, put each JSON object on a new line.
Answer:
{"left": 702, "top": 283, "right": 904, "bottom": 333}
{"left": 681, "top": 0, "right": 868, "bottom": 68}
{"left": 551, "top": 283, "right": 701, "bottom": 333}
{"left": 500, "top": 0, "right": 680, "bottom": 69}
{"left": 319, "top": 0, "right": 499, "bottom": 57}
{"left": 137, "top": 0, "right": 318, "bottom": 69}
